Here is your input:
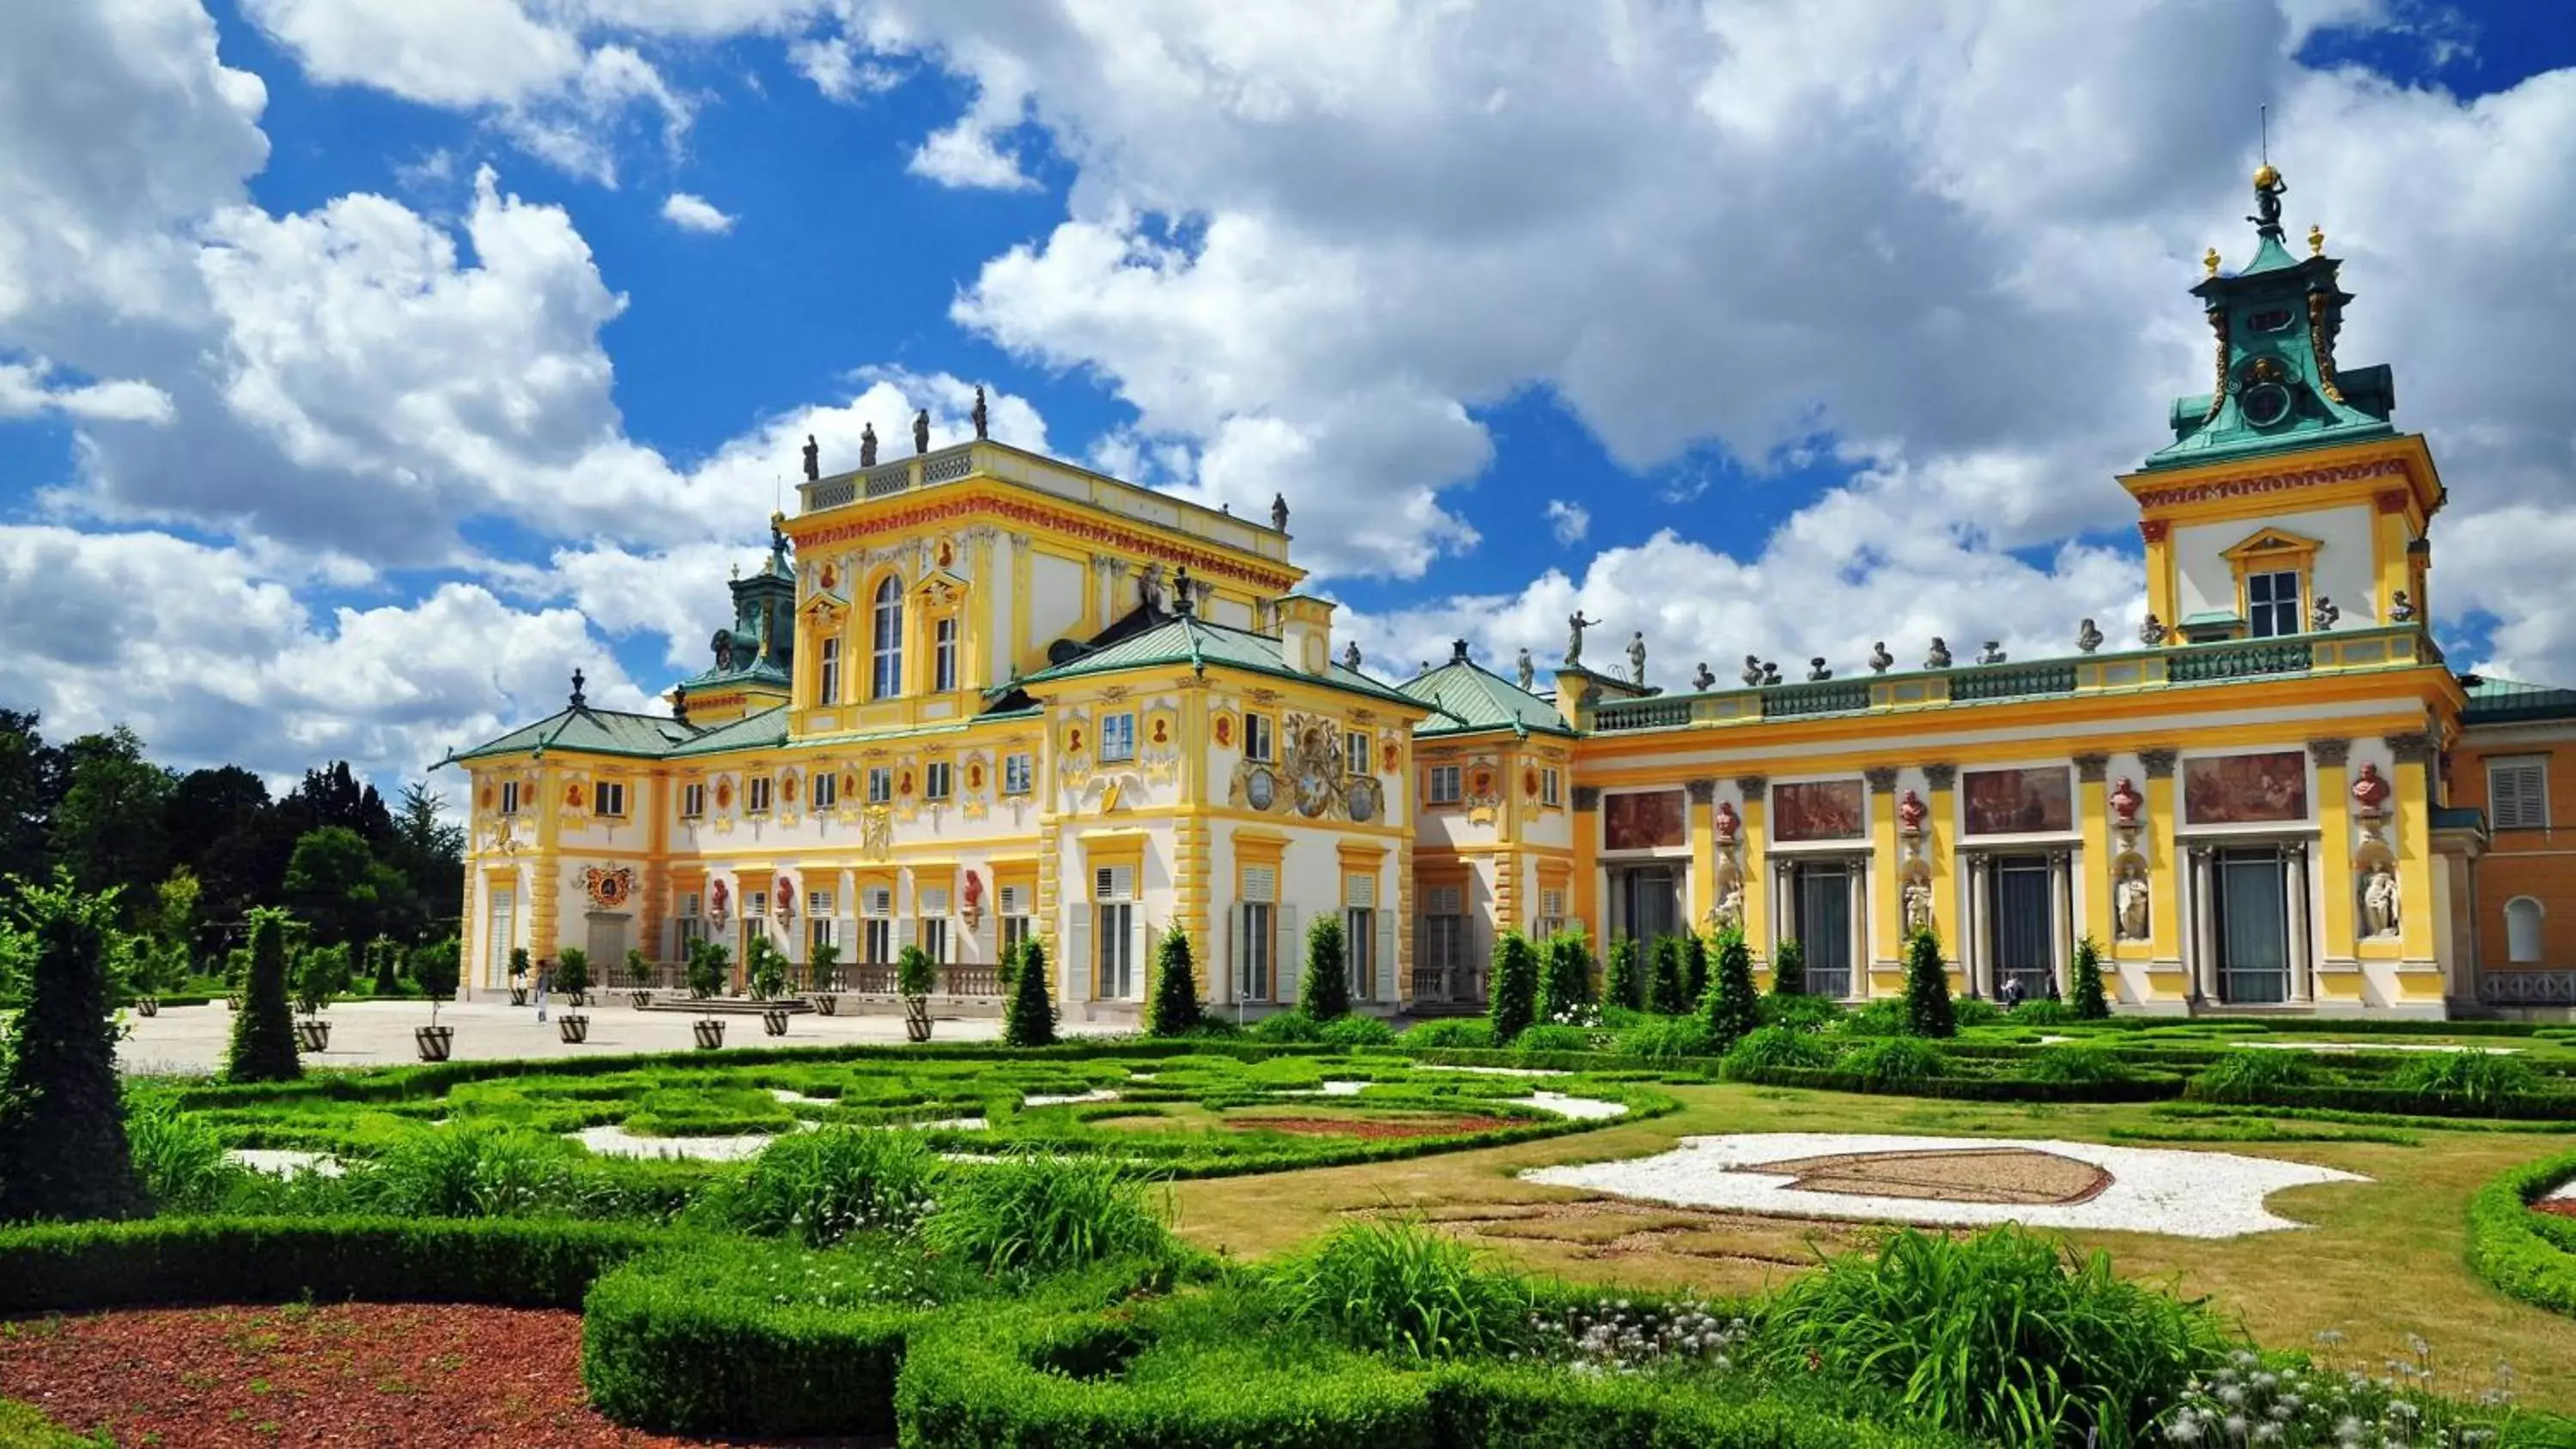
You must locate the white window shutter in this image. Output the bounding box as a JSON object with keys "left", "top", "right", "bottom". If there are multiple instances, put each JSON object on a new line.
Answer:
{"left": 1376, "top": 912, "right": 1398, "bottom": 1002}
{"left": 1278, "top": 904, "right": 1299, "bottom": 1004}
{"left": 1139, "top": 920, "right": 1157, "bottom": 1002}
{"left": 1066, "top": 912, "right": 1090, "bottom": 1003}
{"left": 1223, "top": 906, "right": 1236, "bottom": 1003}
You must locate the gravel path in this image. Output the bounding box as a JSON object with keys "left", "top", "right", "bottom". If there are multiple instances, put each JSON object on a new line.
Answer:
{"left": 1521, "top": 1132, "right": 2365, "bottom": 1239}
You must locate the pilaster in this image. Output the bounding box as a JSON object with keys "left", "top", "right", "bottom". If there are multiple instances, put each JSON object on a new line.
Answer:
{"left": 2073, "top": 754, "right": 2110, "bottom": 967}
{"left": 532, "top": 761, "right": 562, "bottom": 963}
{"left": 1865, "top": 765, "right": 1901, "bottom": 996}
{"left": 2385, "top": 731, "right": 2442, "bottom": 999}
{"left": 1923, "top": 764, "right": 1958, "bottom": 989}
{"left": 2308, "top": 738, "right": 2360, "bottom": 1002}
{"left": 2141, "top": 748, "right": 2186, "bottom": 1000}
{"left": 1571, "top": 785, "right": 1601, "bottom": 941}
{"left": 1735, "top": 776, "right": 1770, "bottom": 963}
{"left": 1686, "top": 777, "right": 1718, "bottom": 929}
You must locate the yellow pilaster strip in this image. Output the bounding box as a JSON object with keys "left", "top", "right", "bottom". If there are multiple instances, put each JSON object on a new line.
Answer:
{"left": 2073, "top": 756, "right": 2110, "bottom": 962}
{"left": 2389, "top": 732, "right": 2439, "bottom": 979}
{"left": 1687, "top": 777, "right": 1717, "bottom": 929}
{"left": 1571, "top": 786, "right": 1600, "bottom": 943}
{"left": 1925, "top": 765, "right": 1959, "bottom": 989}
{"left": 1867, "top": 767, "right": 1901, "bottom": 997}
{"left": 2141, "top": 750, "right": 2184, "bottom": 999}
{"left": 1736, "top": 775, "right": 1770, "bottom": 965}
{"left": 2312, "top": 741, "right": 2358, "bottom": 985}
{"left": 532, "top": 760, "right": 562, "bottom": 962}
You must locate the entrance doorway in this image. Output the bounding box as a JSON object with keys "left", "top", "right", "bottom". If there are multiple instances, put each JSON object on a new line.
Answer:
{"left": 1610, "top": 865, "right": 1683, "bottom": 949}
{"left": 484, "top": 888, "right": 516, "bottom": 989}
{"left": 2215, "top": 848, "right": 2289, "bottom": 1004}
{"left": 1791, "top": 861, "right": 1855, "bottom": 997}
{"left": 1988, "top": 856, "right": 2056, "bottom": 1002}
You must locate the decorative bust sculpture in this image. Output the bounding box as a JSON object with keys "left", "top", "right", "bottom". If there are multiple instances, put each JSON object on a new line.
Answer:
{"left": 1692, "top": 661, "right": 1716, "bottom": 690}
{"left": 1714, "top": 799, "right": 1741, "bottom": 846}
{"left": 2139, "top": 613, "right": 2170, "bottom": 646}
{"left": 1741, "top": 655, "right": 1765, "bottom": 687}
{"left": 2350, "top": 761, "right": 2391, "bottom": 816}
{"left": 1761, "top": 660, "right": 1782, "bottom": 686}
{"left": 2363, "top": 862, "right": 2401, "bottom": 937}
{"left": 2110, "top": 776, "right": 2144, "bottom": 826}
{"left": 1807, "top": 658, "right": 1832, "bottom": 682}
{"left": 1898, "top": 790, "right": 1927, "bottom": 834}
{"left": 1868, "top": 641, "right": 1893, "bottom": 674}
{"left": 2076, "top": 618, "right": 2104, "bottom": 654}
{"left": 2117, "top": 871, "right": 2150, "bottom": 940}
{"left": 2312, "top": 595, "right": 2340, "bottom": 631}
{"left": 1978, "top": 640, "right": 2007, "bottom": 664}
{"left": 2390, "top": 590, "right": 2416, "bottom": 623}
{"left": 1925, "top": 637, "right": 1952, "bottom": 670}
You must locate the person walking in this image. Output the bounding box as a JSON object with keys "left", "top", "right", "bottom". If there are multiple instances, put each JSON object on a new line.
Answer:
{"left": 536, "top": 960, "right": 552, "bottom": 1023}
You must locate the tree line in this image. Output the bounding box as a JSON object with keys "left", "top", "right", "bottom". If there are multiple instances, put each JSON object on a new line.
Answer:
{"left": 0, "top": 711, "right": 462, "bottom": 973}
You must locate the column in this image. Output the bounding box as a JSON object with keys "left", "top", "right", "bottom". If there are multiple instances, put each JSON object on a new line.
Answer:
{"left": 2284, "top": 842, "right": 2312, "bottom": 1003}
{"left": 2190, "top": 846, "right": 2218, "bottom": 1005}
{"left": 1849, "top": 854, "right": 1871, "bottom": 1002}
{"left": 1865, "top": 765, "right": 1902, "bottom": 994}
{"left": 2309, "top": 739, "right": 2357, "bottom": 981}
{"left": 2074, "top": 754, "right": 2111, "bottom": 957}
{"left": 1571, "top": 786, "right": 1602, "bottom": 940}
{"left": 1736, "top": 776, "right": 1771, "bottom": 963}
{"left": 1771, "top": 858, "right": 1795, "bottom": 962}
{"left": 2385, "top": 732, "right": 2439, "bottom": 968}
{"left": 1965, "top": 852, "right": 1991, "bottom": 997}
{"left": 2141, "top": 749, "right": 2183, "bottom": 997}
{"left": 1686, "top": 778, "right": 1718, "bottom": 928}
{"left": 2050, "top": 849, "right": 2075, "bottom": 999}
{"left": 1924, "top": 764, "right": 1958, "bottom": 988}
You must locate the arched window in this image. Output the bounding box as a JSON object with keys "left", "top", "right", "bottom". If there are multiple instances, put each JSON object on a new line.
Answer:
{"left": 2507, "top": 897, "right": 2545, "bottom": 964}
{"left": 870, "top": 576, "right": 903, "bottom": 700}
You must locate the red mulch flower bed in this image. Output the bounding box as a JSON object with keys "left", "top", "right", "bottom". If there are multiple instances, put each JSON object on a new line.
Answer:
{"left": 0, "top": 1302, "right": 762, "bottom": 1447}
{"left": 2533, "top": 1198, "right": 2576, "bottom": 1220}
{"left": 1226, "top": 1114, "right": 1522, "bottom": 1141}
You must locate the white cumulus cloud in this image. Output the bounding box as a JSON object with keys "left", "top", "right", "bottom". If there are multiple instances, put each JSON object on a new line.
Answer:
{"left": 661, "top": 191, "right": 737, "bottom": 233}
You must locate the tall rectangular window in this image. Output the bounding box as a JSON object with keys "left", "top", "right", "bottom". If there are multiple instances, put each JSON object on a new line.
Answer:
{"left": 862, "top": 884, "right": 893, "bottom": 964}
{"left": 871, "top": 576, "right": 903, "bottom": 699}
{"left": 680, "top": 782, "right": 706, "bottom": 819}
{"left": 933, "top": 617, "right": 959, "bottom": 692}
{"left": 868, "top": 767, "right": 893, "bottom": 803}
{"left": 811, "top": 771, "right": 838, "bottom": 809}
{"left": 1541, "top": 768, "right": 1562, "bottom": 807}
{"left": 593, "top": 781, "right": 626, "bottom": 817}
{"left": 1003, "top": 753, "right": 1034, "bottom": 796}
{"left": 2492, "top": 759, "right": 2550, "bottom": 829}
{"left": 818, "top": 637, "right": 841, "bottom": 705}
{"left": 677, "top": 891, "right": 705, "bottom": 949}
{"left": 500, "top": 781, "right": 521, "bottom": 815}
{"left": 1237, "top": 864, "right": 1277, "bottom": 1000}
{"left": 1345, "top": 873, "right": 1376, "bottom": 1002}
{"left": 926, "top": 761, "right": 953, "bottom": 800}
{"left": 999, "top": 883, "right": 1033, "bottom": 961}
{"left": 1100, "top": 712, "right": 1137, "bottom": 762}
{"left": 807, "top": 891, "right": 836, "bottom": 961}
{"left": 2248, "top": 569, "right": 2301, "bottom": 638}
{"left": 1346, "top": 730, "right": 1370, "bottom": 778}
{"left": 1245, "top": 713, "right": 1273, "bottom": 762}
{"left": 1094, "top": 864, "right": 1136, "bottom": 998}
{"left": 747, "top": 776, "right": 774, "bottom": 814}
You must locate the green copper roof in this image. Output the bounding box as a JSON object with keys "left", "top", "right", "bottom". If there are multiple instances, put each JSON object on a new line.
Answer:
{"left": 666, "top": 705, "right": 792, "bottom": 756}
{"left": 2462, "top": 676, "right": 2576, "bottom": 725}
{"left": 1011, "top": 614, "right": 1426, "bottom": 711}
{"left": 2143, "top": 173, "right": 2396, "bottom": 471}
{"left": 442, "top": 706, "right": 701, "bottom": 764}
{"left": 1400, "top": 654, "right": 1576, "bottom": 738}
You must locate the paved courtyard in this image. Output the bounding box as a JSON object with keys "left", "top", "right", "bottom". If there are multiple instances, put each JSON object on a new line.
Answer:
{"left": 117, "top": 995, "right": 1128, "bottom": 1076}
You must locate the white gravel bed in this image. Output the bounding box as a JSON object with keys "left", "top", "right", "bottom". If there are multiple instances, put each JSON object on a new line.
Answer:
{"left": 1024, "top": 1089, "right": 1121, "bottom": 1106}
{"left": 1416, "top": 1064, "right": 1571, "bottom": 1077}
{"left": 2237, "top": 1041, "right": 2521, "bottom": 1054}
{"left": 1281, "top": 1080, "right": 1373, "bottom": 1097}
{"left": 1521, "top": 1133, "right": 2363, "bottom": 1239}
{"left": 228, "top": 1149, "right": 345, "bottom": 1179}
{"left": 2542, "top": 1177, "right": 2576, "bottom": 1203}
{"left": 573, "top": 1125, "right": 799, "bottom": 1161}
{"left": 769, "top": 1088, "right": 841, "bottom": 1105}
{"left": 1515, "top": 1091, "right": 1628, "bottom": 1120}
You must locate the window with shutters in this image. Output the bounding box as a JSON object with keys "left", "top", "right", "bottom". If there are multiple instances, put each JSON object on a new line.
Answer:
{"left": 1092, "top": 864, "right": 1137, "bottom": 998}
{"left": 1534, "top": 886, "right": 1569, "bottom": 939}
{"left": 1427, "top": 764, "right": 1461, "bottom": 805}
{"left": 2491, "top": 759, "right": 2549, "bottom": 830}
{"left": 1346, "top": 730, "right": 1370, "bottom": 778}
{"left": 811, "top": 771, "right": 838, "bottom": 809}
{"left": 818, "top": 637, "right": 841, "bottom": 706}
{"left": 868, "top": 766, "right": 894, "bottom": 803}
{"left": 920, "top": 917, "right": 949, "bottom": 962}
{"left": 1003, "top": 752, "right": 1034, "bottom": 795}
{"left": 746, "top": 890, "right": 769, "bottom": 920}
{"left": 999, "top": 884, "right": 1033, "bottom": 960}
{"left": 2507, "top": 897, "right": 2545, "bottom": 963}
{"left": 747, "top": 776, "right": 774, "bottom": 814}
{"left": 926, "top": 761, "right": 953, "bottom": 800}
{"left": 677, "top": 891, "right": 706, "bottom": 948}
{"left": 862, "top": 886, "right": 894, "bottom": 965}
{"left": 1238, "top": 864, "right": 1276, "bottom": 1000}
{"left": 1244, "top": 713, "right": 1273, "bottom": 762}
{"left": 807, "top": 891, "right": 836, "bottom": 957}
{"left": 680, "top": 781, "right": 705, "bottom": 819}
{"left": 1420, "top": 883, "right": 1467, "bottom": 974}
{"left": 593, "top": 781, "right": 626, "bottom": 818}
{"left": 1541, "top": 768, "right": 1562, "bottom": 807}
{"left": 1346, "top": 873, "right": 1377, "bottom": 1002}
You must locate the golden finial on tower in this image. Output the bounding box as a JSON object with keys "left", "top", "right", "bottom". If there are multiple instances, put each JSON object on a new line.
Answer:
{"left": 2307, "top": 224, "right": 2324, "bottom": 257}
{"left": 2202, "top": 246, "right": 2221, "bottom": 277}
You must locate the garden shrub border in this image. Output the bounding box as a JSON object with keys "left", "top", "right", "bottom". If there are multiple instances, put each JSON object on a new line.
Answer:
{"left": 1721, "top": 1064, "right": 2186, "bottom": 1103}
{"left": 2464, "top": 1148, "right": 2576, "bottom": 1317}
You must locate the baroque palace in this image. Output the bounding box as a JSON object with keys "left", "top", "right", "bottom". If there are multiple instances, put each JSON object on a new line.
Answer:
{"left": 445, "top": 169, "right": 2576, "bottom": 1022}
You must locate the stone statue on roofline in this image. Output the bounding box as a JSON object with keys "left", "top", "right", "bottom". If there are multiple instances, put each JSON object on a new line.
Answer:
{"left": 971, "top": 385, "right": 989, "bottom": 440}
{"left": 2139, "top": 613, "right": 2170, "bottom": 646}
{"left": 802, "top": 433, "right": 819, "bottom": 482}
{"left": 2076, "top": 618, "right": 2104, "bottom": 654}
{"left": 1343, "top": 640, "right": 1362, "bottom": 673}
{"left": 1516, "top": 648, "right": 1535, "bottom": 692}
{"left": 1565, "top": 610, "right": 1598, "bottom": 666}
{"left": 860, "top": 422, "right": 878, "bottom": 467}
{"left": 1692, "top": 661, "right": 1716, "bottom": 690}
{"left": 1271, "top": 493, "right": 1290, "bottom": 532}
{"left": 1138, "top": 561, "right": 1167, "bottom": 614}
{"left": 1741, "top": 655, "right": 1764, "bottom": 687}
{"left": 1868, "top": 641, "right": 1893, "bottom": 674}
{"left": 913, "top": 409, "right": 931, "bottom": 455}
{"left": 2312, "top": 596, "right": 2340, "bottom": 631}
{"left": 1626, "top": 631, "right": 1648, "bottom": 686}
{"left": 1924, "top": 637, "right": 1953, "bottom": 670}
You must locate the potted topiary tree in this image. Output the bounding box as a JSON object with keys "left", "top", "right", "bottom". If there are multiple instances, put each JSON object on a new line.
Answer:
{"left": 556, "top": 946, "right": 592, "bottom": 1043}
{"left": 896, "top": 943, "right": 936, "bottom": 1043}
{"left": 809, "top": 939, "right": 842, "bottom": 1016}
{"left": 507, "top": 946, "right": 532, "bottom": 1007}
{"left": 413, "top": 937, "right": 459, "bottom": 1061}
{"left": 748, "top": 936, "right": 791, "bottom": 1036}
{"left": 291, "top": 941, "right": 340, "bottom": 1053}
{"left": 687, "top": 938, "right": 730, "bottom": 1048}
{"left": 623, "top": 946, "right": 653, "bottom": 1008}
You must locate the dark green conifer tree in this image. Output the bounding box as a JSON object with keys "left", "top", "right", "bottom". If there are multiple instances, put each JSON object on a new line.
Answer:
{"left": 1702, "top": 927, "right": 1760, "bottom": 1050}
{"left": 1903, "top": 928, "right": 1957, "bottom": 1039}
{"left": 1145, "top": 928, "right": 1201, "bottom": 1036}
{"left": 0, "top": 876, "right": 148, "bottom": 1222}
{"left": 1300, "top": 915, "right": 1350, "bottom": 1021}
{"left": 1003, "top": 939, "right": 1058, "bottom": 1047}
{"left": 223, "top": 907, "right": 301, "bottom": 1082}
{"left": 1604, "top": 937, "right": 1644, "bottom": 1010}
{"left": 1486, "top": 931, "right": 1539, "bottom": 1044}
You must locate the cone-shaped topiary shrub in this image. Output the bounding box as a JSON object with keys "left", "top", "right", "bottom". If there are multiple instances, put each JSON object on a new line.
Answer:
{"left": 1771, "top": 937, "right": 1806, "bottom": 996}
{"left": 224, "top": 907, "right": 301, "bottom": 1083}
{"left": 1604, "top": 936, "right": 1643, "bottom": 1010}
{"left": 1902, "top": 928, "right": 1957, "bottom": 1039}
{"left": 1683, "top": 931, "right": 1710, "bottom": 1006}
{"left": 1538, "top": 926, "right": 1594, "bottom": 1020}
{"left": 1300, "top": 914, "right": 1350, "bottom": 1021}
{"left": 0, "top": 876, "right": 148, "bottom": 1222}
{"left": 1649, "top": 935, "right": 1689, "bottom": 1015}
{"left": 1702, "top": 927, "right": 1761, "bottom": 1051}
{"left": 2070, "top": 935, "right": 2111, "bottom": 1020}
{"left": 1145, "top": 928, "right": 1200, "bottom": 1036}
{"left": 1486, "top": 930, "right": 1539, "bottom": 1044}
{"left": 1003, "top": 938, "right": 1057, "bottom": 1047}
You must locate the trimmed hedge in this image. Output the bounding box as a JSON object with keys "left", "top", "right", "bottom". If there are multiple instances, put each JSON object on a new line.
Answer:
{"left": 2464, "top": 1149, "right": 2576, "bottom": 1318}
{"left": 1722, "top": 1064, "right": 2185, "bottom": 1104}
{"left": 2184, "top": 1080, "right": 2576, "bottom": 1121}
{"left": 0, "top": 1216, "right": 671, "bottom": 1314}
{"left": 0, "top": 1398, "right": 93, "bottom": 1447}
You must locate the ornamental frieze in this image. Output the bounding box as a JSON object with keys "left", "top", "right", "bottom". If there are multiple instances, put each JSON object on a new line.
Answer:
{"left": 2129, "top": 456, "right": 2408, "bottom": 512}
{"left": 789, "top": 494, "right": 1300, "bottom": 593}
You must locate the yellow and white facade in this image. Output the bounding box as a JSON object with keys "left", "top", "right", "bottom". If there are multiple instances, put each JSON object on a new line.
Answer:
{"left": 448, "top": 174, "right": 2521, "bottom": 1020}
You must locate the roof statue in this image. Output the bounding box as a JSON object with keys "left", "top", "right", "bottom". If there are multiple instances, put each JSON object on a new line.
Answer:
{"left": 801, "top": 433, "right": 819, "bottom": 482}
{"left": 1516, "top": 647, "right": 1534, "bottom": 692}
{"left": 568, "top": 668, "right": 587, "bottom": 709}
{"left": 1868, "top": 641, "right": 1893, "bottom": 674}
{"left": 1343, "top": 640, "right": 1362, "bottom": 673}
{"left": 670, "top": 687, "right": 689, "bottom": 726}
{"left": 1741, "top": 655, "right": 1764, "bottom": 687}
{"left": 860, "top": 421, "right": 878, "bottom": 468}
{"left": 1271, "top": 493, "right": 1290, "bottom": 532}
{"left": 1138, "top": 560, "right": 1167, "bottom": 614}
{"left": 1625, "top": 631, "right": 1646, "bottom": 686}
{"left": 2076, "top": 618, "right": 2104, "bottom": 654}
{"left": 913, "top": 409, "right": 931, "bottom": 455}
{"left": 1564, "top": 610, "right": 1597, "bottom": 667}
{"left": 2249, "top": 162, "right": 2287, "bottom": 242}
{"left": 1925, "top": 637, "right": 1952, "bottom": 670}
{"left": 1692, "top": 661, "right": 1716, "bottom": 690}
{"left": 971, "top": 386, "right": 989, "bottom": 440}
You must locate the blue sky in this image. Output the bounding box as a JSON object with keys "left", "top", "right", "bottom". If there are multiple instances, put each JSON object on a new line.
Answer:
{"left": 2, "top": 0, "right": 2573, "bottom": 793}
